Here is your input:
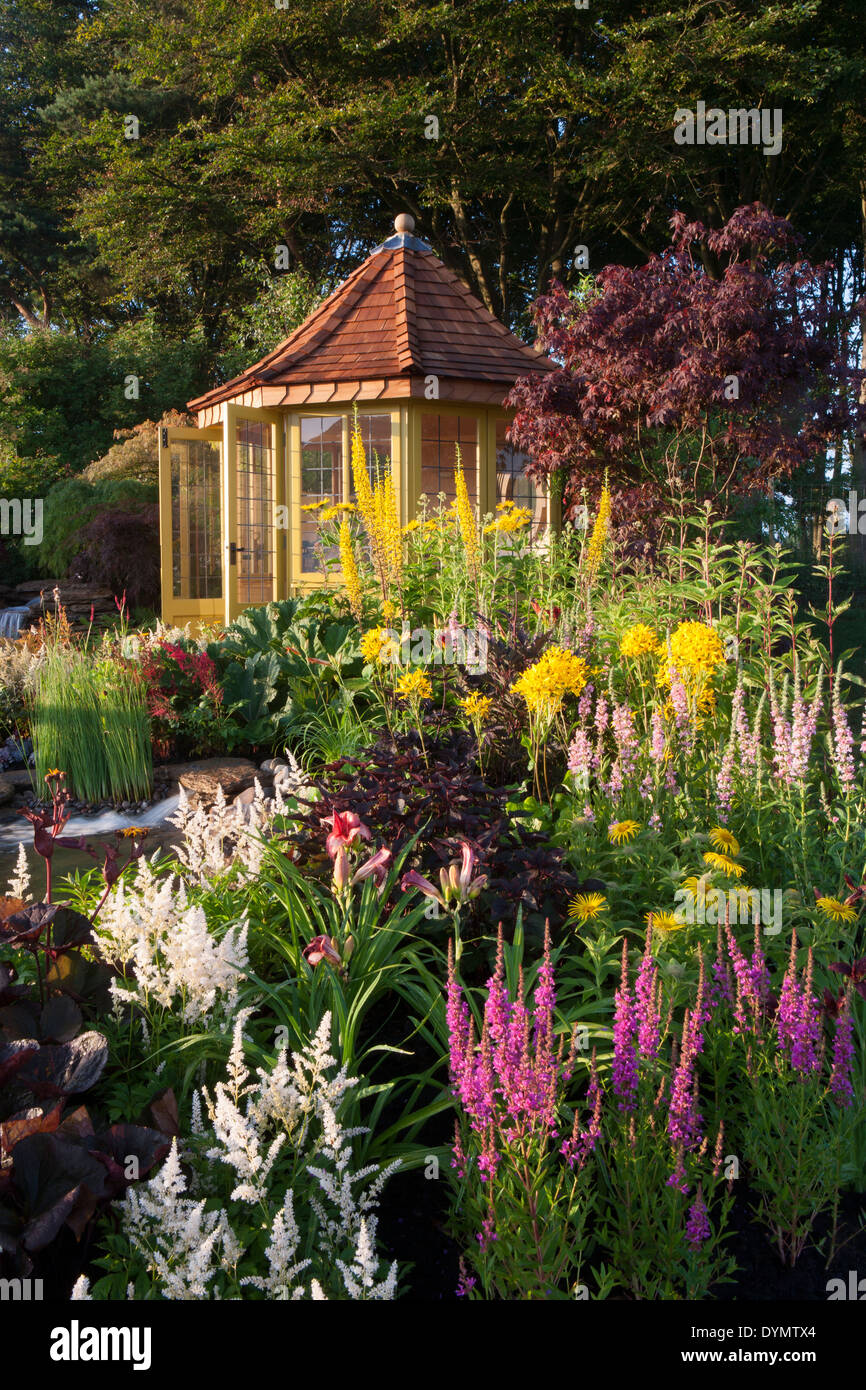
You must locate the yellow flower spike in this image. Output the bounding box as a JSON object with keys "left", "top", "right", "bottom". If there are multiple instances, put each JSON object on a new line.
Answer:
{"left": 454, "top": 447, "right": 480, "bottom": 579}
{"left": 338, "top": 519, "right": 363, "bottom": 622}
{"left": 458, "top": 693, "right": 493, "bottom": 724}
{"left": 584, "top": 480, "right": 611, "bottom": 581}
{"left": 510, "top": 646, "right": 588, "bottom": 721}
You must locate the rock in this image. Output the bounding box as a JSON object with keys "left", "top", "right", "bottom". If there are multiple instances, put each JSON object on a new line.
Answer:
{"left": 1, "top": 769, "right": 35, "bottom": 790}
{"left": 260, "top": 757, "right": 288, "bottom": 774}
{"left": 0, "top": 776, "right": 14, "bottom": 806}
{"left": 178, "top": 757, "right": 259, "bottom": 804}
{"left": 231, "top": 783, "right": 274, "bottom": 822}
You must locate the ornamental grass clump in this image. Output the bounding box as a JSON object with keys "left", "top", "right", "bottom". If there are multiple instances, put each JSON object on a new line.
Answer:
{"left": 32, "top": 644, "right": 152, "bottom": 803}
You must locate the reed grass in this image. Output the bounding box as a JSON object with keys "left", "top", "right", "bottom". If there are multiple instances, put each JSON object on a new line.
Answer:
{"left": 32, "top": 647, "right": 152, "bottom": 803}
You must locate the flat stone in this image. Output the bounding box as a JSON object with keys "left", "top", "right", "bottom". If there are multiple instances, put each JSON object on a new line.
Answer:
{"left": 2, "top": 770, "right": 34, "bottom": 789}
{"left": 260, "top": 758, "right": 288, "bottom": 773}
{"left": 178, "top": 757, "right": 259, "bottom": 802}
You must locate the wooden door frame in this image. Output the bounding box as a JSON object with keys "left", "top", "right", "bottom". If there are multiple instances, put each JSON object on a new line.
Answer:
{"left": 157, "top": 424, "right": 223, "bottom": 628}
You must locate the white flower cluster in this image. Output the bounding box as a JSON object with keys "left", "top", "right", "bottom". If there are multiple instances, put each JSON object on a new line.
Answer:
{"left": 6, "top": 842, "right": 30, "bottom": 900}
{"left": 96, "top": 858, "right": 249, "bottom": 1025}
{"left": 110, "top": 1011, "right": 399, "bottom": 1301}
{"left": 167, "top": 769, "right": 308, "bottom": 883}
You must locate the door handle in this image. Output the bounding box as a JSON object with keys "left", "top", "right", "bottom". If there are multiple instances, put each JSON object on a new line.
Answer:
{"left": 228, "top": 542, "right": 247, "bottom": 564}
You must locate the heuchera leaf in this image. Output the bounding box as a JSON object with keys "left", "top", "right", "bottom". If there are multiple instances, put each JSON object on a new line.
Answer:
{"left": 40, "top": 996, "right": 83, "bottom": 1044}
{"left": 0, "top": 1103, "right": 63, "bottom": 1158}
{"left": 11, "top": 1133, "right": 108, "bottom": 1252}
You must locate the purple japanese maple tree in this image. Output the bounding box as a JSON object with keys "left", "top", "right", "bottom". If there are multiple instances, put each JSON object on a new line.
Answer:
{"left": 507, "top": 204, "right": 864, "bottom": 523}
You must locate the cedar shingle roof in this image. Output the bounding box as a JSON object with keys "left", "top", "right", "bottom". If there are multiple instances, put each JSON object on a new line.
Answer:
{"left": 188, "top": 230, "right": 553, "bottom": 415}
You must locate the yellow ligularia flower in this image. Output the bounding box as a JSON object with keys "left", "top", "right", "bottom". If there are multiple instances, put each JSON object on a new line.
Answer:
{"left": 396, "top": 669, "right": 432, "bottom": 701}
{"left": 620, "top": 623, "right": 661, "bottom": 659}
{"left": 708, "top": 827, "right": 740, "bottom": 857}
{"left": 608, "top": 819, "right": 641, "bottom": 845}
{"left": 703, "top": 851, "right": 745, "bottom": 879}
{"left": 459, "top": 693, "right": 493, "bottom": 724}
{"left": 339, "top": 520, "right": 363, "bottom": 622}
{"left": 511, "top": 646, "right": 588, "bottom": 720}
{"left": 454, "top": 447, "right": 480, "bottom": 578}
{"left": 360, "top": 626, "right": 392, "bottom": 665}
{"left": 584, "top": 481, "right": 611, "bottom": 581}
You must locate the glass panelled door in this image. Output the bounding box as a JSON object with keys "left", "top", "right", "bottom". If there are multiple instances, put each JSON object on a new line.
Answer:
{"left": 158, "top": 426, "right": 223, "bottom": 626}
{"left": 224, "top": 405, "right": 284, "bottom": 622}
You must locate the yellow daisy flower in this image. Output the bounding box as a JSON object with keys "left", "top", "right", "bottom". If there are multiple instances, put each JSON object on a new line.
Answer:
{"left": 567, "top": 891, "right": 608, "bottom": 925}
{"left": 703, "top": 851, "right": 745, "bottom": 879}
{"left": 646, "top": 909, "right": 683, "bottom": 933}
{"left": 608, "top": 819, "right": 641, "bottom": 845}
{"left": 708, "top": 827, "right": 740, "bottom": 857}
{"left": 816, "top": 896, "right": 857, "bottom": 924}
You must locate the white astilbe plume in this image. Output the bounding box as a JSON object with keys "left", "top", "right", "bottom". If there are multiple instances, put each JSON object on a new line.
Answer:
{"left": 121, "top": 1139, "right": 243, "bottom": 1300}
{"left": 95, "top": 861, "right": 249, "bottom": 1025}
{"left": 239, "top": 1189, "right": 312, "bottom": 1299}
{"left": 335, "top": 1218, "right": 399, "bottom": 1301}
{"left": 167, "top": 775, "right": 311, "bottom": 885}
{"left": 7, "top": 843, "right": 30, "bottom": 900}
{"left": 70, "top": 1275, "right": 91, "bottom": 1300}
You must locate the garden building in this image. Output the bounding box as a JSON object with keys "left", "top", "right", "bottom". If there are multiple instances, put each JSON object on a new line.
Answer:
{"left": 158, "top": 215, "right": 557, "bottom": 627}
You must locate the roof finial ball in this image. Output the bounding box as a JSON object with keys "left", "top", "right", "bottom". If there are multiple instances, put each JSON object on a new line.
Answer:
{"left": 394, "top": 213, "right": 415, "bottom": 234}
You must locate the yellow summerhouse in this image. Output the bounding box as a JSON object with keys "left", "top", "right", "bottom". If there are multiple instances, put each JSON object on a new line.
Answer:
{"left": 158, "top": 215, "right": 557, "bottom": 626}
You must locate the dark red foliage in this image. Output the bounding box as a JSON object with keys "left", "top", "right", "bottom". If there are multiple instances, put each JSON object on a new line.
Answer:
{"left": 69, "top": 504, "right": 160, "bottom": 610}
{"left": 507, "top": 203, "right": 865, "bottom": 521}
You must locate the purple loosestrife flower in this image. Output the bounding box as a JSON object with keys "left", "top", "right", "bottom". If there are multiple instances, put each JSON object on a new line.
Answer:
{"left": 561, "top": 1050, "right": 603, "bottom": 1171}
{"left": 635, "top": 925, "right": 661, "bottom": 1061}
{"left": 711, "top": 925, "right": 734, "bottom": 1010}
{"left": 578, "top": 683, "right": 595, "bottom": 721}
{"left": 650, "top": 707, "right": 666, "bottom": 764}
{"left": 567, "top": 728, "right": 593, "bottom": 779}
{"left": 829, "top": 992, "right": 855, "bottom": 1106}
{"left": 669, "top": 671, "right": 689, "bottom": 731}
{"left": 790, "top": 949, "right": 822, "bottom": 1075}
{"left": 667, "top": 1007, "right": 703, "bottom": 1154}
{"left": 775, "top": 933, "right": 801, "bottom": 1056}
{"left": 832, "top": 674, "right": 856, "bottom": 792}
{"left": 447, "top": 939, "right": 471, "bottom": 1093}
{"left": 684, "top": 1189, "right": 711, "bottom": 1250}
{"left": 612, "top": 701, "right": 638, "bottom": 779}
{"left": 788, "top": 672, "right": 821, "bottom": 783}
{"left": 725, "top": 926, "right": 764, "bottom": 1036}
{"left": 612, "top": 942, "right": 639, "bottom": 1112}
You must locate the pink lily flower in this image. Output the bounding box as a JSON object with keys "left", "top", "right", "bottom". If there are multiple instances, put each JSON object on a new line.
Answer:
{"left": 303, "top": 935, "right": 342, "bottom": 969}
{"left": 351, "top": 846, "right": 393, "bottom": 888}
{"left": 401, "top": 868, "right": 447, "bottom": 909}
{"left": 323, "top": 810, "right": 372, "bottom": 858}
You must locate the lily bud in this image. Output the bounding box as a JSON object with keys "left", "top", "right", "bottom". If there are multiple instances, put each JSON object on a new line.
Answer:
{"left": 332, "top": 845, "right": 351, "bottom": 894}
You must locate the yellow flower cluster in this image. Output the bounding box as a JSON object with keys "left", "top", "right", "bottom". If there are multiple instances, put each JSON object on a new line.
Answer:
{"left": 320, "top": 502, "right": 357, "bottom": 522}
{"left": 361, "top": 626, "right": 392, "bottom": 665}
{"left": 484, "top": 506, "right": 533, "bottom": 535}
{"left": 511, "top": 646, "right": 588, "bottom": 719}
{"left": 620, "top": 623, "right": 662, "bottom": 659}
{"left": 382, "top": 599, "right": 398, "bottom": 620}
{"left": 300, "top": 499, "right": 327, "bottom": 512}
{"left": 454, "top": 448, "right": 480, "bottom": 578}
{"left": 396, "top": 669, "right": 433, "bottom": 701}
{"left": 458, "top": 693, "right": 493, "bottom": 724}
{"left": 584, "top": 483, "right": 611, "bottom": 581}
{"left": 339, "top": 520, "right": 363, "bottom": 621}
{"left": 668, "top": 621, "right": 726, "bottom": 676}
